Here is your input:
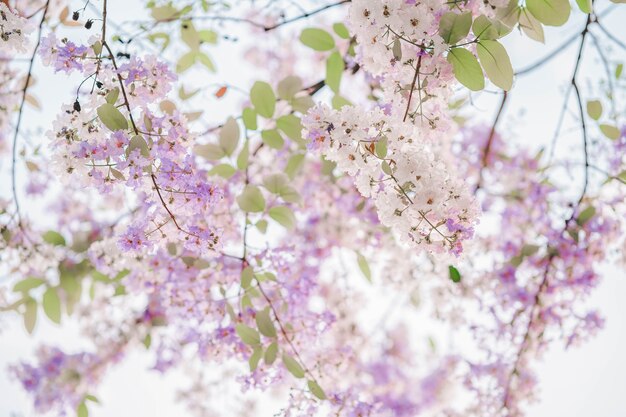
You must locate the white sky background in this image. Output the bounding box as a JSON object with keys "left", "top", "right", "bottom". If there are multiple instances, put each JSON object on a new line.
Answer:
{"left": 1, "top": 1, "right": 626, "bottom": 416}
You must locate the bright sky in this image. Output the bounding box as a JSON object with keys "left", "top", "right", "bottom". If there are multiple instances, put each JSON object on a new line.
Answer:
{"left": 1, "top": 1, "right": 625, "bottom": 416}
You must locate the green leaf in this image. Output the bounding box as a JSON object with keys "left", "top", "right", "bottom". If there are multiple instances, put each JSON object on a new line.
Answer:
{"left": 194, "top": 143, "right": 225, "bottom": 160}
{"left": 42, "top": 231, "right": 65, "bottom": 246}
{"left": 127, "top": 135, "right": 150, "bottom": 158}
{"left": 249, "top": 347, "right": 263, "bottom": 372}
{"left": 256, "top": 219, "right": 268, "bottom": 233}
{"left": 519, "top": 8, "right": 545, "bottom": 43}
{"left": 237, "top": 143, "right": 249, "bottom": 170}
{"left": 616, "top": 63, "right": 623, "bottom": 79}
{"left": 439, "top": 12, "right": 472, "bottom": 45}
{"left": 176, "top": 51, "right": 196, "bottom": 73}
{"left": 332, "top": 95, "right": 351, "bottom": 110}
{"left": 255, "top": 308, "right": 277, "bottom": 338}
{"left": 447, "top": 48, "right": 485, "bottom": 91}
{"left": 219, "top": 117, "right": 240, "bottom": 156}
{"left": 263, "top": 173, "right": 289, "bottom": 194}
{"left": 269, "top": 206, "right": 296, "bottom": 230}
{"left": 23, "top": 298, "right": 37, "bottom": 334}
{"left": 600, "top": 124, "right": 620, "bottom": 140}
{"left": 496, "top": 0, "right": 522, "bottom": 28}
{"left": 472, "top": 15, "right": 512, "bottom": 40}
{"left": 575, "top": 0, "right": 592, "bottom": 13}
{"left": 282, "top": 354, "right": 305, "bottom": 378}
{"left": 291, "top": 95, "right": 315, "bottom": 113}
{"left": 105, "top": 88, "right": 119, "bottom": 105}
{"left": 356, "top": 252, "right": 372, "bottom": 282}
{"left": 325, "top": 51, "right": 344, "bottom": 94}
{"left": 43, "top": 287, "right": 61, "bottom": 324}
{"left": 276, "top": 114, "right": 303, "bottom": 142}
{"left": 97, "top": 103, "right": 128, "bottom": 131}
{"left": 13, "top": 277, "right": 46, "bottom": 293}
{"left": 77, "top": 402, "right": 88, "bottom": 417}
{"left": 448, "top": 265, "right": 462, "bottom": 283}
{"left": 300, "top": 28, "right": 335, "bottom": 51}
{"left": 333, "top": 22, "right": 350, "bottom": 39}
{"left": 241, "top": 266, "right": 254, "bottom": 289}
{"left": 250, "top": 81, "right": 276, "bottom": 118}
{"left": 242, "top": 108, "right": 258, "bottom": 130}
{"left": 307, "top": 380, "right": 327, "bottom": 400}
{"left": 264, "top": 342, "right": 278, "bottom": 365}
{"left": 526, "top": 0, "right": 571, "bottom": 26}
{"left": 285, "top": 154, "right": 305, "bottom": 179}
{"left": 237, "top": 185, "right": 266, "bottom": 213}
{"left": 151, "top": 5, "right": 177, "bottom": 21}
{"left": 261, "top": 129, "right": 285, "bottom": 149}
{"left": 235, "top": 324, "right": 261, "bottom": 346}
{"left": 277, "top": 76, "right": 303, "bottom": 100}
{"left": 577, "top": 206, "right": 596, "bottom": 226}
{"left": 477, "top": 40, "right": 514, "bottom": 90}
{"left": 197, "top": 53, "right": 215, "bottom": 72}
{"left": 392, "top": 38, "right": 402, "bottom": 60}
{"left": 586, "top": 100, "right": 602, "bottom": 120}
{"left": 208, "top": 164, "right": 236, "bottom": 179}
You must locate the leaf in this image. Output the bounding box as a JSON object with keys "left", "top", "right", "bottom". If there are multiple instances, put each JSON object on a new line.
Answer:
{"left": 13, "top": 277, "right": 46, "bottom": 293}
{"left": 176, "top": 51, "right": 196, "bottom": 73}
{"left": 356, "top": 252, "right": 372, "bottom": 282}
{"left": 496, "top": 0, "right": 522, "bottom": 28}
{"left": 448, "top": 265, "right": 462, "bottom": 283}
{"left": 285, "top": 154, "right": 305, "bottom": 179}
{"left": 575, "top": 0, "right": 592, "bottom": 13}
{"left": 255, "top": 308, "right": 277, "bottom": 338}
{"left": 447, "top": 48, "right": 485, "bottom": 91}
{"left": 308, "top": 380, "right": 327, "bottom": 400}
{"left": 600, "top": 124, "right": 620, "bottom": 140}
{"left": 391, "top": 38, "right": 403, "bottom": 61}
{"left": 242, "top": 108, "right": 257, "bottom": 130}
{"left": 616, "top": 63, "right": 623, "bottom": 79}
{"left": 264, "top": 342, "right": 278, "bottom": 365}
{"left": 291, "top": 95, "right": 315, "bottom": 113}
{"left": 519, "top": 8, "right": 545, "bottom": 43}
{"left": 577, "top": 206, "right": 596, "bottom": 226}
{"left": 333, "top": 22, "right": 350, "bottom": 39}
{"left": 249, "top": 347, "right": 263, "bottom": 372}
{"left": 208, "top": 164, "right": 236, "bottom": 179}
{"left": 300, "top": 28, "right": 335, "bottom": 51}
{"left": 43, "top": 287, "right": 61, "bottom": 324}
{"left": 325, "top": 51, "right": 344, "bottom": 93}
{"left": 332, "top": 95, "right": 351, "bottom": 110}
{"left": 263, "top": 174, "right": 289, "bottom": 194}
{"left": 241, "top": 266, "right": 254, "bottom": 289}
{"left": 197, "top": 53, "right": 216, "bottom": 72}
{"left": 42, "top": 231, "right": 65, "bottom": 246}
{"left": 526, "top": 0, "right": 571, "bottom": 26}
{"left": 476, "top": 40, "right": 514, "bottom": 90}
{"left": 282, "top": 354, "right": 305, "bottom": 378}
{"left": 237, "top": 144, "right": 249, "bottom": 170}
{"left": 277, "top": 76, "right": 303, "bottom": 100}
{"left": 194, "top": 143, "right": 225, "bottom": 160}
{"left": 219, "top": 117, "right": 240, "bottom": 156}
{"left": 235, "top": 324, "right": 261, "bottom": 346}
{"left": 586, "top": 100, "right": 602, "bottom": 120}
{"left": 151, "top": 5, "right": 178, "bottom": 21}
{"left": 77, "top": 402, "right": 88, "bottom": 417}
{"left": 261, "top": 129, "right": 285, "bottom": 149}
{"left": 237, "top": 185, "right": 266, "bottom": 213}
{"left": 439, "top": 12, "right": 472, "bottom": 45}
{"left": 23, "top": 299, "right": 37, "bottom": 334}
{"left": 105, "top": 88, "right": 119, "bottom": 105}
{"left": 127, "top": 135, "right": 150, "bottom": 157}
{"left": 269, "top": 206, "right": 296, "bottom": 230}
{"left": 472, "top": 15, "right": 512, "bottom": 40}
{"left": 97, "top": 103, "right": 128, "bottom": 131}
{"left": 250, "top": 81, "right": 276, "bottom": 118}
{"left": 276, "top": 114, "right": 303, "bottom": 142}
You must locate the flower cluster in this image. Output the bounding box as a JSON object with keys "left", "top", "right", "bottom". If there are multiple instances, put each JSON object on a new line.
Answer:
{"left": 39, "top": 35, "right": 225, "bottom": 256}
{"left": 0, "top": 3, "right": 31, "bottom": 53}
{"left": 303, "top": 104, "right": 477, "bottom": 255}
